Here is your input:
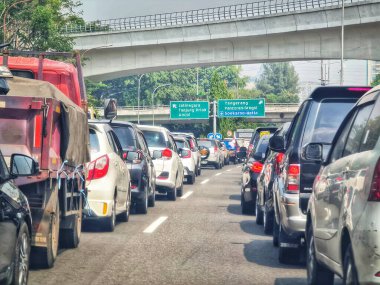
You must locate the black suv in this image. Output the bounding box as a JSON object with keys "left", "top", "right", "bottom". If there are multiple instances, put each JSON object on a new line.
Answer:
{"left": 1, "top": 152, "right": 38, "bottom": 285}
{"left": 247, "top": 127, "right": 278, "bottom": 158}
{"left": 111, "top": 121, "right": 156, "bottom": 214}
{"left": 270, "top": 86, "right": 370, "bottom": 263}
{"left": 256, "top": 122, "right": 290, "bottom": 235}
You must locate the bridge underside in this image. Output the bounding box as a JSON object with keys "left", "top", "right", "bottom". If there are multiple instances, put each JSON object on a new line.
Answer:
{"left": 74, "top": 2, "right": 380, "bottom": 81}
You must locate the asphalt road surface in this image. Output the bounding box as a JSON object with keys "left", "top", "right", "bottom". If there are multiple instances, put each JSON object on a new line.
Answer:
{"left": 29, "top": 164, "right": 309, "bottom": 285}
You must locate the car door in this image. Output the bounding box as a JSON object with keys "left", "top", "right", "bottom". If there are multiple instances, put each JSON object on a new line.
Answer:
{"left": 168, "top": 133, "right": 183, "bottom": 186}
{"left": 315, "top": 103, "right": 375, "bottom": 262}
{"left": 107, "top": 130, "right": 128, "bottom": 211}
{"left": 137, "top": 130, "right": 155, "bottom": 194}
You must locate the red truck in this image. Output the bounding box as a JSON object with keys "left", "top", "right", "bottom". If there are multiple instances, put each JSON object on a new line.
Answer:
{"left": 0, "top": 51, "right": 89, "bottom": 268}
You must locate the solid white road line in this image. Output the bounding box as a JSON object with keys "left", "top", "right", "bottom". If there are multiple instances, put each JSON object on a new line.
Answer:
{"left": 143, "top": 216, "right": 168, "bottom": 234}
{"left": 215, "top": 173, "right": 222, "bottom": 176}
{"left": 226, "top": 169, "right": 232, "bottom": 172}
{"left": 181, "top": 191, "right": 193, "bottom": 200}
{"left": 201, "top": 179, "right": 210, "bottom": 184}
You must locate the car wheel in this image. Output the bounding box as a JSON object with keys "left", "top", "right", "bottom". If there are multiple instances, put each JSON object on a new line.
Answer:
{"left": 31, "top": 199, "right": 59, "bottom": 269}
{"left": 273, "top": 218, "right": 279, "bottom": 247}
{"left": 197, "top": 165, "right": 202, "bottom": 176}
{"left": 177, "top": 181, "right": 184, "bottom": 197}
{"left": 119, "top": 189, "right": 131, "bottom": 222}
{"left": 306, "top": 224, "right": 334, "bottom": 285}
{"left": 255, "top": 196, "right": 263, "bottom": 225}
{"left": 104, "top": 199, "right": 116, "bottom": 232}
{"left": 263, "top": 205, "right": 274, "bottom": 235}
{"left": 343, "top": 244, "right": 359, "bottom": 285}
{"left": 136, "top": 189, "right": 148, "bottom": 214}
{"left": 167, "top": 187, "right": 177, "bottom": 201}
{"left": 278, "top": 224, "right": 297, "bottom": 264}
{"left": 241, "top": 191, "right": 254, "bottom": 215}
{"left": 148, "top": 184, "right": 156, "bottom": 207}
{"left": 215, "top": 162, "right": 220, "bottom": 169}
{"left": 12, "top": 222, "right": 30, "bottom": 285}
{"left": 187, "top": 173, "right": 195, "bottom": 185}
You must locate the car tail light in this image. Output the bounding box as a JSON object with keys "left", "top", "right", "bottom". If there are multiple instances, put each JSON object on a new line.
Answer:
{"left": 162, "top": 148, "right": 172, "bottom": 160}
{"left": 368, "top": 158, "right": 380, "bottom": 202}
{"left": 375, "top": 271, "right": 380, "bottom": 277}
{"left": 131, "top": 183, "right": 138, "bottom": 190}
{"left": 214, "top": 145, "right": 218, "bottom": 152}
{"left": 251, "top": 161, "right": 263, "bottom": 173}
{"left": 276, "top": 153, "right": 284, "bottom": 164}
{"left": 189, "top": 140, "right": 195, "bottom": 150}
{"left": 87, "top": 154, "right": 109, "bottom": 180}
{"left": 347, "top": 87, "right": 371, "bottom": 92}
{"left": 182, "top": 150, "right": 192, "bottom": 158}
{"left": 287, "top": 164, "right": 300, "bottom": 192}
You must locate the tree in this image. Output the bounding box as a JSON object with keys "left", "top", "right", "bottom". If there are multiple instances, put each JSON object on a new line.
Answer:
{"left": 255, "top": 63, "right": 300, "bottom": 103}
{"left": 371, "top": 73, "right": 380, "bottom": 87}
{"left": 1, "top": 0, "right": 82, "bottom": 51}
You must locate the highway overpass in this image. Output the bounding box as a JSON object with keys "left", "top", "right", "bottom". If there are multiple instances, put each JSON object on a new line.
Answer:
{"left": 68, "top": 0, "right": 380, "bottom": 81}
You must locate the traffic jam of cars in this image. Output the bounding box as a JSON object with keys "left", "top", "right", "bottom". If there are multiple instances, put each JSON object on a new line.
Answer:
{"left": 241, "top": 86, "right": 380, "bottom": 284}
{"left": 0, "top": 50, "right": 379, "bottom": 285}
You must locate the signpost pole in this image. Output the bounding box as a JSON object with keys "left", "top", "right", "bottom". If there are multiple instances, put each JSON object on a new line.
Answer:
{"left": 213, "top": 100, "right": 217, "bottom": 135}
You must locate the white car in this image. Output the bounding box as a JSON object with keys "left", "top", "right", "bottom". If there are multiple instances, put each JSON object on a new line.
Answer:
{"left": 84, "top": 122, "right": 132, "bottom": 231}
{"left": 139, "top": 125, "right": 184, "bottom": 201}
{"left": 174, "top": 136, "right": 196, "bottom": 184}
{"left": 172, "top": 132, "right": 201, "bottom": 176}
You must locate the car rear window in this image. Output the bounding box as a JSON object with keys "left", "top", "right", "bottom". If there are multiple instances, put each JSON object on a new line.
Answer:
{"left": 198, "top": 140, "right": 215, "bottom": 147}
{"left": 89, "top": 129, "right": 100, "bottom": 153}
{"left": 175, "top": 140, "right": 188, "bottom": 149}
{"left": 142, "top": 130, "right": 167, "bottom": 148}
{"left": 302, "top": 100, "right": 356, "bottom": 146}
{"left": 113, "top": 126, "right": 136, "bottom": 150}
{"left": 256, "top": 139, "right": 270, "bottom": 154}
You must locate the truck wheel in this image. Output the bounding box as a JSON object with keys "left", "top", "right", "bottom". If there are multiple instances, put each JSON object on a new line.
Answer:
{"left": 31, "top": 200, "right": 60, "bottom": 268}
{"left": 12, "top": 222, "right": 31, "bottom": 285}
{"left": 136, "top": 188, "right": 148, "bottom": 214}
{"left": 103, "top": 199, "right": 116, "bottom": 232}
{"left": 306, "top": 224, "right": 334, "bottom": 285}
{"left": 60, "top": 212, "right": 81, "bottom": 249}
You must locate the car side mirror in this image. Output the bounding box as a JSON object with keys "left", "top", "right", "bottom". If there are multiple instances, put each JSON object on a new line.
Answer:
{"left": 125, "top": 151, "right": 143, "bottom": 163}
{"left": 104, "top": 98, "right": 117, "bottom": 121}
{"left": 10, "top": 154, "right": 39, "bottom": 177}
{"left": 303, "top": 143, "right": 323, "bottom": 161}
{"left": 152, "top": 150, "right": 162, "bottom": 160}
{"left": 269, "top": 136, "right": 285, "bottom": 152}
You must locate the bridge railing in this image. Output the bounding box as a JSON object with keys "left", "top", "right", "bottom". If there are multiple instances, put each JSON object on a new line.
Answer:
{"left": 64, "top": 0, "right": 367, "bottom": 34}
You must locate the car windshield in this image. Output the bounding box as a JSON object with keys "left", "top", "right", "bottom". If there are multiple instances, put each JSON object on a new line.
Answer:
{"left": 113, "top": 126, "right": 136, "bottom": 150}
{"left": 89, "top": 128, "right": 100, "bottom": 153}
{"left": 198, "top": 140, "right": 215, "bottom": 148}
{"left": 142, "top": 130, "right": 167, "bottom": 148}
{"left": 303, "top": 100, "right": 356, "bottom": 145}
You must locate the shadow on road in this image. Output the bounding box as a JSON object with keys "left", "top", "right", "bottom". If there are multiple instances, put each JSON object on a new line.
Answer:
{"left": 274, "top": 278, "right": 307, "bottom": 285}
{"left": 243, "top": 239, "right": 304, "bottom": 269}
{"left": 227, "top": 204, "right": 244, "bottom": 216}
{"left": 240, "top": 220, "right": 266, "bottom": 237}
{"left": 229, "top": 194, "right": 240, "bottom": 201}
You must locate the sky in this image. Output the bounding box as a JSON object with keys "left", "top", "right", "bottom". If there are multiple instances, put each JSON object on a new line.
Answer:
{"left": 79, "top": 0, "right": 371, "bottom": 96}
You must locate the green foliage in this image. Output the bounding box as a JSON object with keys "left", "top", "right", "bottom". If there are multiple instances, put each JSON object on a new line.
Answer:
{"left": 1, "top": 0, "right": 82, "bottom": 51}
{"left": 255, "top": 63, "right": 300, "bottom": 103}
{"left": 371, "top": 73, "right": 380, "bottom": 87}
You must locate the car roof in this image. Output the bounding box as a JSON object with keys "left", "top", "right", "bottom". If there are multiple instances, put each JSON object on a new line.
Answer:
{"left": 173, "top": 136, "right": 186, "bottom": 142}
{"left": 138, "top": 124, "right": 169, "bottom": 133}
{"left": 88, "top": 122, "right": 112, "bottom": 132}
{"left": 308, "top": 86, "right": 371, "bottom": 101}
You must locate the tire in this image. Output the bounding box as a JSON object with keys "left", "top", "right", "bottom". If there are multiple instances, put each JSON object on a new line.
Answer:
{"left": 255, "top": 196, "right": 263, "bottom": 225}
{"left": 60, "top": 212, "right": 81, "bottom": 249}
{"left": 197, "top": 165, "right": 201, "bottom": 176}
{"left": 273, "top": 218, "right": 279, "bottom": 247}
{"left": 12, "top": 222, "right": 31, "bottom": 285}
{"left": 278, "top": 224, "right": 296, "bottom": 264}
{"left": 136, "top": 188, "right": 148, "bottom": 214}
{"left": 187, "top": 173, "right": 195, "bottom": 185}
{"left": 306, "top": 225, "right": 334, "bottom": 285}
{"left": 343, "top": 244, "right": 359, "bottom": 285}
{"left": 167, "top": 187, "right": 177, "bottom": 201}
{"left": 263, "top": 205, "right": 274, "bottom": 235}
{"left": 215, "top": 162, "right": 220, "bottom": 169}
{"left": 119, "top": 189, "right": 131, "bottom": 222}
{"left": 177, "top": 181, "right": 184, "bottom": 197}
{"left": 241, "top": 192, "right": 254, "bottom": 215}
{"left": 148, "top": 184, "right": 156, "bottom": 207}
{"left": 103, "top": 199, "right": 116, "bottom": 232}
{"left": 31, "top": 199, "right": 59, "bottom": 269}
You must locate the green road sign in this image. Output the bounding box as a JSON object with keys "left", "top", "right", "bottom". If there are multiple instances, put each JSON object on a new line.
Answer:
{"left": 170, "top": 101, "right": 209, "bottom": 120}
{"left": 218, "top": 99, "right": 265, "bottom": 118}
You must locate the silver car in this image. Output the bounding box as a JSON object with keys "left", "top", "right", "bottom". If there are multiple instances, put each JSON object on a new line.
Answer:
{"left": 197, "top": 139, "right": 224, "bottom": 169}
{"left": 306, "top": 87, "right": 380, "bottom": 284}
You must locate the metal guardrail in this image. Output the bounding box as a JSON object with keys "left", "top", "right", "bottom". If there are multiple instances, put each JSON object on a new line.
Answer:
{"left": 64, "top": 0, "right": 368, "bottom": 34}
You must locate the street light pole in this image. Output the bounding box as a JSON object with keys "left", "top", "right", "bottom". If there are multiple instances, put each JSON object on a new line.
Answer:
{"left": 137, "top": 74, "right": 145, "bottom": 124}
{"left": 152, "top": 83, "right": 171, "bottom": 126}
{"left": 340, "top": 0, "right": 345, "bottom": 86}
